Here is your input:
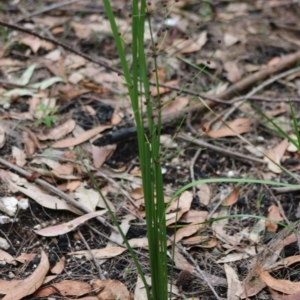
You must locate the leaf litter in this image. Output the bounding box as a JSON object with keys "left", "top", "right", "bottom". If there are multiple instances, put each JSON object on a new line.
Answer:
{"left": 0, "top": 0, "right": 300, "bottom": 299}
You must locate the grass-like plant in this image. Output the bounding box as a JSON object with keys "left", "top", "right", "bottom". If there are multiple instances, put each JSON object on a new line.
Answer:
{"left": 102, "top": 1, "right": 167, "bottom": 299}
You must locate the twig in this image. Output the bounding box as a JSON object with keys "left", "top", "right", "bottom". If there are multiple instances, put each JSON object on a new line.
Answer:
{"left": 217, "top": 51, "right": 300, "bottom": 100}
{"left": 173, "top": 240, "right": 221, "bottom": 300}
{"left": 178, "top": 132, "right": 267, "bottom": 165}
{"left": 0, "top": 20, "right": 118, "bottom": 74}
{"left": 213, "top": 65, "right": 300, "bottom": 129}
{"left": 34, "top": 153, "right": 141, "bottom": 210}
{"left": 16, "top": 0, "right": 82, "bottom": 23}
{"left": 77, "top": 229, "right": 106, "bottom": 280}
{"left": 0, "top": 157, "right": 117, "bottom": 231}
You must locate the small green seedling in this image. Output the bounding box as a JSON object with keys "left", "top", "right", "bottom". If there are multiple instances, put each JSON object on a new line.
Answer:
{"left": 35, "top": 103, "right": 59, "bottom": 128}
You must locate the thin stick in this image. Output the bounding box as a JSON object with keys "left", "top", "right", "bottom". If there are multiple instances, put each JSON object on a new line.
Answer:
{"left": 173, "top": 240, "right": 221, "bottom": 300}
{"left": 213, "top": 65, "right": 300, "bottom": 129}
{"left": 0, "top": 157, "right": 116, "bottom": 231}
{"left": 178, "top": 132, "right": 266, "bottom": 165}
{"left": 16, "top": 0, "right": 82, "bottom": 23}
{"left": 77, "top": 229, "right": 106, "bottom": 280}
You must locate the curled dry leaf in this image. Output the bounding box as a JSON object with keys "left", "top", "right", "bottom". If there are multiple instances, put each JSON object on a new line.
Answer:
{"left": 173, "top": 247, "right": 195, "bottom": 272}
{"left": 35, "top": 211, "right": 106, "bottom": 237}
{"left": 169, "top": 31, "right": 207, "bottom": 55}
{"left": 224, "top": 60, "right": 243, "bottom": 83}
{"left": 166, "top": 191, "right": 193, "bottom": 226}
{"left": 264, "top": 139, "right": 288, "bottom": 173}
{"left": 179, "top": 210, "right": 208, "bottom": 223}
{"left": 239, "top": 278, "right": 266, "bottom": 299}
{"left": 206, "top": 118, "right": 254, "bottom": 138}
{"left": 197, "top": 183, "right": 211, "bottom": 205}
{"left": 224, "top": 263, "right": 244, "bottom": 300}
{"left": 151, "top": 79, "right": 178, "bottom": 96}
{"left": 2, "top": 250, "right": 49, "bottom": 300}
{"left": 34, "top": 280, "right": 91, "bottom": 297}
{"left": 269, "top": 287, "right": 300, "bottom": 300}
{"left": 169, "top": 223, "right": 201, "bottom": 244}
{"left": 52, "top": 125, "right": 111, "bottom": 148}
{"left": 266, "top": 205, "right": 283, "bottom": 232}
{"left": 69, "top": 247, "right": 126, "bottom": 260}
{"left": 0, "top": 249, "right": 16, "bottom": 265}
{"left": 134, "top": 275, "right": 151, "bottom": 300}
{"left": 15, "top": 253, "right": 36, "bottom": 263}
{"left": 162, "top": 97, "right": 189, "bottom": 116}
{"left": 256, "top": 265, "right": 300, "bottom": 295}
{"left": 6, "top": 179, "right": 82, "bottom": 215}
{"left": 51, "top": 256, "right": 65, "bottom": 275}
{"left": 92, "top": 144, "right": 115, "bottom": 169}
{"left": 128, "top": 237, "right": 148, "bottom": 249}
{"left": 12, "top": 146, "right": 26, "bottom": 167}
{"left": 92, "top": 279, "right": 130, "bottom": 300}
{"left": 222, "top": 188, "right": 239, "bottom": 206}
{"left": 107, "top": 214, "right": 135, "bottom": 246}
{"left": 37, "top": 119, "right": 76, "bottom": 141}
{"left": 75, "top": 182, "right": 115, "bottom": 212}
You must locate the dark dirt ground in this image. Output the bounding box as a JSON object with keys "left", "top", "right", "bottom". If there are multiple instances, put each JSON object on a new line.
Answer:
{"left": 1, "top": 0, "right": 300, "bottom": 299}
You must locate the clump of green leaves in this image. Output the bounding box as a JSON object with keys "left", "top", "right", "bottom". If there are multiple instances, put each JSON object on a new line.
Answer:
{"left": 34, "top": 103, "right": 59, "bottom": 128}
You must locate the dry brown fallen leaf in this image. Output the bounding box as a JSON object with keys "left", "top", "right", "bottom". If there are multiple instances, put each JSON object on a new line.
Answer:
{"left": 222, "top": 188, "right": 239, "bottom": 206}
{"left": 12, "top": 146, "right": 26, "bottom": 167}
{"left": 92, "top": 144, "right": 115, "bottom": 169}
{"left": 224, "top": 263, "right": 244, "bottom": 300}
{"left": 6, "top": 177, "right": 82, "bottom": 215}
{"left": 266, "top": 255, "right": 300, "bottom": 272}
{"left": 256, "top": 265, "right": 300, "bottom": 295}
{"left": 35, "top": 210, "right": 106, "bottom": 237}
{"left": 269, "top": 287, "right": 300, "bottom": 300}
{"left": 212, "top": 209, "right": 243, "bottom": 246}
{"left": 34, "top": 280, "right": 91, "bottom": 297}
{"left": 206, "top": 118, "right": 254, "bottom": 138}
{"left": 2, "top": 249, "right": 49, "bottom": 300}
{"left": 134, "top": 275, "right": 151, "bottom": 300}
{"left": 52, "top": 124, "right": 111, "bottom": 148}
{"left": 173, "top": 247, "right": 195, "bottom": 272}
{"left": 239, "top": 278, "right": 266, "bottom": 299}
{"left": 179, "top": 210, "right": 208, "bottom": 223}
{"left": 0, "top": 249, "right": 16, "bottom": 265}
{"left": 69, "top": 246, "right": 126, "bottom": 260}
{"left": 224, "top": 60, "right": 243, "bottom": 83}
{"left": 50, "top": 256, "right": 65, "bottom": 275}
{"left": 150, "top": 79, "right": 178, "bottom": 96}
{"left": 15, "top": 253, "right": 36, "bottom": 263}
{"left": 168, "top": 31, "right": 207, "bottom": 55}
{"left": 264, "top": 139, "right": 288, "bottom": 173}
{"left": 166, "top": 191, "right": 193, "bottom": 226}
{"left": 196, "top": 183, "right": 211, "bottom": 205}
{"left": 266, "top": 205, "right": 283, "bottom": 232}
{"left": 128, "top": 237, "right": 149, "bottom": 249}
{"left": 169, "top": 223, "right": 201, "bottom": 244}
{"left": 161, "top": 97, "right": 189, "bottom": 116}
{"left": 37, "top": 119, "right": 76, "bottom": 141}
{"left": 93, "top": 279, "right": 130, "bottom": 300}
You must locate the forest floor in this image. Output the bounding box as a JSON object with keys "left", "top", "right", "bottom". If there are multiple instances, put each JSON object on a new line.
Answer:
{"left": 0, "top": 0, "right": 300, "bottom": 299}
